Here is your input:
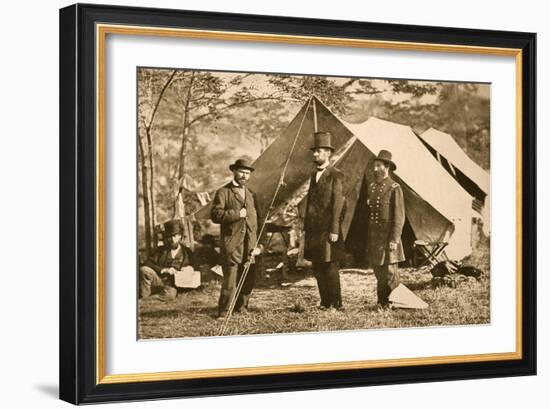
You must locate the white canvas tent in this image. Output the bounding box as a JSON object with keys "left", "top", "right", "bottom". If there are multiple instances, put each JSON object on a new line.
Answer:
{"left": 343, "top": 118, "right": 475, "bottom": 260}
{"left": 419, "top": 128, "right": 491, "bottom": 235}
{"left": 195, "top": 97, "right": 476, "bottom": 262}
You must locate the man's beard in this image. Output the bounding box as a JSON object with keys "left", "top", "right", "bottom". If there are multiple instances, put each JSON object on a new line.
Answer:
{"left": 170, "top": 241, "right": 179, "bottom": 249}
{"left": 235, "top": 178, "right": 248, "bottom": 186}
{"left": 313, "top": 157, "right": 326, "bottom": 166}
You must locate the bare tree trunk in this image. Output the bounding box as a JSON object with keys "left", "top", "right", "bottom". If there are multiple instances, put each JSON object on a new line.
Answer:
{"left": 138, "top": 133, "right": 152, "bottom": 257}
{"left": 453, "top": 84, "right": 469, "bottom": 146}
{"left": 173, "top": 72, "right": 196, "bottom": 249}
{"left": 145, "top": 128, "right": 157, "bottom": 249}
{"left": 142, "top": 69, "right": 177, "bottom": 245}
{"left": 176, "top": 72, "right": 196, "bottom": 191}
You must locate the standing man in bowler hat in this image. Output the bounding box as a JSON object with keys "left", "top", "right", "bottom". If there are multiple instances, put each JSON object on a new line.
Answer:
{"left": 366, "top": 150, "right": 406, "bottom": 308}
{"left": 211, "top": 158, "right": 263, "bottom": 317}
{"left": 303, "top": 131, "right": 346, "bottom": 310}
{"left": 139, "top": 219, "right": 194, "bottom": 300}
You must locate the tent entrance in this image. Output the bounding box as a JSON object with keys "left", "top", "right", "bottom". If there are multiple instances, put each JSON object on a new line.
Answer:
{"left": 401, "top": 218, "right": 417, "bottom": 267}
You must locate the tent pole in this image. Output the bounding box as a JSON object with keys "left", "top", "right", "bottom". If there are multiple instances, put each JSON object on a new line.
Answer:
{"left": 312, "top": 96, "right": 318, "bottom": 132}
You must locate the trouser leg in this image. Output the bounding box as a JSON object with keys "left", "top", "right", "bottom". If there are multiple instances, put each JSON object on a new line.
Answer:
{"left": 139, "top": 266, "right": 164, "bottom": 298}
{"left": 157, "top": 283, "right": 178, "bottom": 300}
{"left": 324, "top": 261, "right": 342, "bottom": 308}
{"left": 218, "top": 261, "right": 238, "bottom": 315}
{"left": 386, "top": 263, "right": 400, "bottom": 293}
{"left": 373, "top": 264, "right": 400, "bottom": 305}
{"left": 312, "top": 261, "right": 329, "bottom": 307}
{"left": 235, "top": 263, "right": 256, "bottom": 311}
{"left": 373, "top": 266, "right": 386, "bottom": 305}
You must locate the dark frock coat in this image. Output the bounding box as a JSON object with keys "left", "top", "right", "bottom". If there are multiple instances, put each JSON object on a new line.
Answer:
{"left": 211, "top": 182, "right": 260, "bottom": 264}
{"left": 303, "top": 166, "right": 346, "bottom": 263}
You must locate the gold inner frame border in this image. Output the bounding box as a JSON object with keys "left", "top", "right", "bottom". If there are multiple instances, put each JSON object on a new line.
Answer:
{"left": 95, "top": 23, "right": 523, "bottom": 385}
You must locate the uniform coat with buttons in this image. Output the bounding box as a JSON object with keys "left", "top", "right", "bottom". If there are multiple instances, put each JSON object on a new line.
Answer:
{"left": 303, "top": 166, "right": 346, "bottom": 263}
{"left": 366, "top": 176, "right": 406, "bottom": 266}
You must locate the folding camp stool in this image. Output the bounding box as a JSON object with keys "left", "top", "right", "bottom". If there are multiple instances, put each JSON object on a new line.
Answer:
{"left": 413, "top": 240, "right": 449, "bottom": 268}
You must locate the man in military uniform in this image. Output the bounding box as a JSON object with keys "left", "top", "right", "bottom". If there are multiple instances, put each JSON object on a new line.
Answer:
{"left": 366, "top": 150, "right": 406, "bottom": 307}
{"left": 211, "top": 158, "right": 262, "bottom": 317}
{"left": 304, "top": 131, "right": 346, "bottom": 310}
{"left": 139, "top": 219, "right": 194, "bottom": 300}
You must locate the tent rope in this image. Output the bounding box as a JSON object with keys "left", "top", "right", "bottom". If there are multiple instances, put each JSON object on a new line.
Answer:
{"left": 218, "top": 96, "right": 314, "bottom": 336}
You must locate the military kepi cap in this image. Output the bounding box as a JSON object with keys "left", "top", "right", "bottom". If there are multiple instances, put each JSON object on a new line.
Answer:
{"left": 310, "top": 131, "right": 335, "bottom": 151}
{"left": 229, "top": 158, "right": 255, "bottom": 172}
{"left": 374, "top": 149, "right": 397, "bottom": 171}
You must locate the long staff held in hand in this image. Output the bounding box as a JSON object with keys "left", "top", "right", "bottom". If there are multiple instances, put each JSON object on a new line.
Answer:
{"left": 218, "top": 97, "right": 314, "bottom": 336}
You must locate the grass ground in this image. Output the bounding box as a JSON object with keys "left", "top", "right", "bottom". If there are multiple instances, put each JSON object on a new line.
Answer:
{"left": 138, "top": 239, "right": 490, "bottom": 339}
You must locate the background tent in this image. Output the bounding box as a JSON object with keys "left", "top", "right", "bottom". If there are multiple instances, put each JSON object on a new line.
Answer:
{"left": 195, "top": 97, "right": 475, "bottom": 262}
{"left": 419, "top": 128, "right": 491, "bottom": 234}
{"left": 194, "top": 97, "right": 354, "bottom": 221}
{"left": 343, "top": 118, "right": 475, "bottom": 261}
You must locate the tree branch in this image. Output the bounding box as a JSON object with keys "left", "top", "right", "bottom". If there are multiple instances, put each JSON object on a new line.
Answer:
{"left": 145, "top": 69, "right": 177, "bottom": 132}
{"left": 186, "top": 95, "right": 283, "bottom": 128}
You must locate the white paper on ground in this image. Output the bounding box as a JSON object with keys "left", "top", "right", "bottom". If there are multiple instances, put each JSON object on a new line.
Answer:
{"left": 174, "top": 266, "right": 201, "bottom": 288}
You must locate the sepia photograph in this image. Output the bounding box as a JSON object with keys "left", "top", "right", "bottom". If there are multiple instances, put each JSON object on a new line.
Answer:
{"left": 136, "top": 67, "right": 491, "bottom": 339}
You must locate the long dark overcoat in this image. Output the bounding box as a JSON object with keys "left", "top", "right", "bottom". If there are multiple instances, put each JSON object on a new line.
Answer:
{"left": 211, "top": 182, "right": 260, "bottom": 264}
{"left": 303, "top": 166, "right": 346, "bottom": 263}
{"left": 366, "top": 176, "right": 406, "bottom": 266}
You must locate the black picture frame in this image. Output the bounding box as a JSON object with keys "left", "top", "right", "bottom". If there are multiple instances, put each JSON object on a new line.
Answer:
{"left": 59, "top": 3, "right": 536, "bottom": 404}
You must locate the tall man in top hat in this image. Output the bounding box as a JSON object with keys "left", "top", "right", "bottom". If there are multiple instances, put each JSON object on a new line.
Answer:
{"left": 303, "top": 131, "right": 346, "bottom": 310}
{"left": 366, "top": 150, "right": 406, "bottom": 307}
{"left": 139, "top": 219, "right": 194, "bottom": 300}
{"left": 211, "top": 158, "right": 262, "bottom": 317}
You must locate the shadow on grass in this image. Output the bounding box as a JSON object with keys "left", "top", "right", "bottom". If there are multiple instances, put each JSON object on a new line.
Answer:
{"left": 184, "top": 305, "right": 219, "bottom": 316}
{"left": 139, "top": 309, "right": 182, "bottom": 319}
{"left": 402, "top": 279, "right": 433, "bottom": 291}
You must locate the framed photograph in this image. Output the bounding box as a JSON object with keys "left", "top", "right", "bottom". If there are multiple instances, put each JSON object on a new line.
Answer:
{"left": 59, "top": 3, "right": 536, "bottom": 404}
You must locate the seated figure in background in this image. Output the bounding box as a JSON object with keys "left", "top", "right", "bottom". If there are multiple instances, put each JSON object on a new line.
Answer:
{"left": 139, "top": 219, "right": 194, "bottom": 300}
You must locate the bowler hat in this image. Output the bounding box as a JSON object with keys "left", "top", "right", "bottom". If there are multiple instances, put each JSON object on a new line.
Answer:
{"left": 310, "top": 131, "right": 335, "bottom": 151}
{"left": 374, "top": 149, "right": 397, "bottom": 171}
{"left": 162, "top": 219, "right": 183, "bottom": 237}
{"left": 229, "top": 158, "right": 255, "bottom": 172}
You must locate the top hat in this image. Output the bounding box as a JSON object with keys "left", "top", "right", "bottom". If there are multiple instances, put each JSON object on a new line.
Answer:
{"left": 229, "top": 158, "right": 255, "bottom": 172}
{"left": 310, "top": 131, "right": 335, "bottom": 151}
{"left": 374, "top": 149, "right": 397, "bottom": 171}
{"left": 162, "top": 219, "right": 184, "bottom": 237}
